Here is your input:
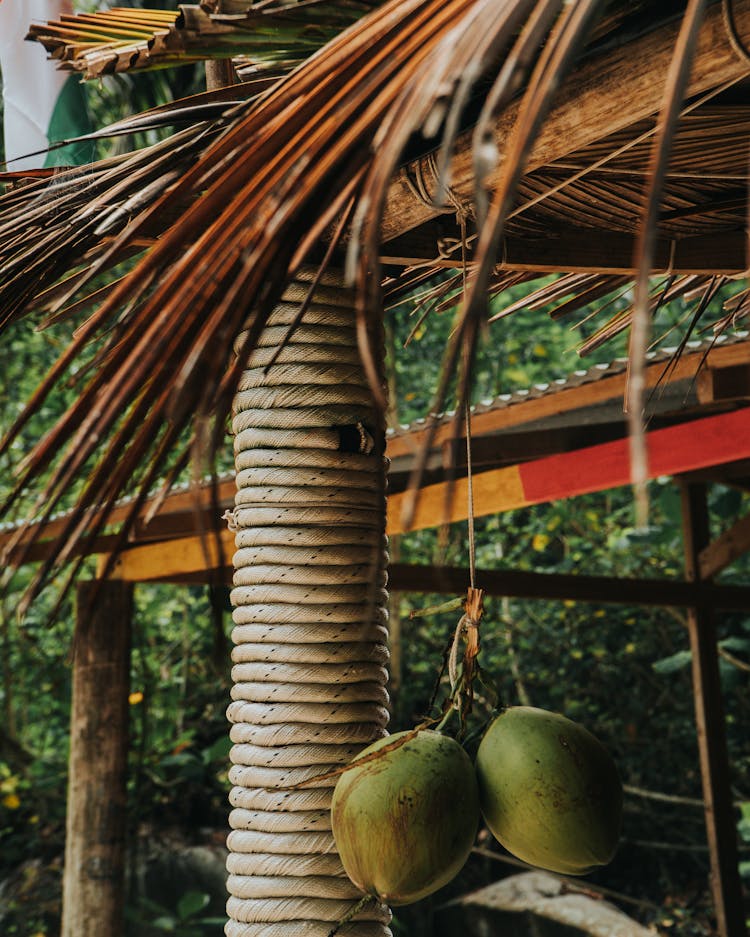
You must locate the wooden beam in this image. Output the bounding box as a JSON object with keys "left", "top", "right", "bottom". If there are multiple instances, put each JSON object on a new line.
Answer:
{"left": 436, "top": 424, "right": 624, "bottom": 471}
{"left": 101, "top": 406, "right": 750, "bottom": 582}
{"left": 99, "top": 544, "right": 750, "bottom": 610}
{"left": 101, "top": 528, "right": 235, "bottom": 583}
{"left": 0, "top": 478, "right": 236, "bottom": 562}
{"left": 389, "top": 562, "right": 750, "bottom": 611}
{"left": 699, "top": 511, "right": 750, "bottom": 580}
{"left": 4, "top": 343, "right": 749, "bottom": 565}
{"left": 11, "top": 397, "right": 750, "bottom": 571}
{"left": 381, "top": 0, "right": 750, "bottom": 242}
{"left": 386, "top": 339, "right": 750, "bottom": 460}
{"left": 388, "top": 407, "right": 750, "bottom": 535}
{"left": 681, "top": 484, "right": 747, "bottom": 937}
{"left": 681, "top": 458, "right": 750, "bottom": 486}
{"left": 698, "top": 364, "right": 750, "bottom": 405}
{"left": 381, "top": 227, "right": 748, "bottom": 276}
{"left": 62, "top": 581, "right": 133, "bottom": 937}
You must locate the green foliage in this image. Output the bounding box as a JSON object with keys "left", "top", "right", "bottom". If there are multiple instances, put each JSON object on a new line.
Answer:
{"left": 127, "top": 890, "right": 225, "bottom": 937}
{"left": 0, "top": 579, "right": 231, "bottom": 936}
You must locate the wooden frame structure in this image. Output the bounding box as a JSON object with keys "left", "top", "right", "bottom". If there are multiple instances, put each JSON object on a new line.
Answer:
{"left": 4, "top": 331, "right": 749, "bottom": 935}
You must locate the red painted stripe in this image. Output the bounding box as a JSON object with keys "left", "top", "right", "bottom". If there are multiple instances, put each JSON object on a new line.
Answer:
{"left": 519, "top": 407, "right": 750, "bottom": 504}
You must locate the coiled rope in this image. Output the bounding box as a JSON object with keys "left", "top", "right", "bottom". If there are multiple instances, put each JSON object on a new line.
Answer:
{"left": 227, "top": 269, "right": 392, "bottom": 937}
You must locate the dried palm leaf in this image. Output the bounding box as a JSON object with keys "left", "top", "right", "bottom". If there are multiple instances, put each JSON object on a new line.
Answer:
{"left": 628, "top": 0, "right": 707, "bottom": 525}
{"left": 27, "top": 2, "right": 377, "bottom": 77}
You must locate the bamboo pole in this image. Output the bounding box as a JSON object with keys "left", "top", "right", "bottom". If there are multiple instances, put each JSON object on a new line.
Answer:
{"left": 680, "top": 483, "right": 747, "bottom": 937}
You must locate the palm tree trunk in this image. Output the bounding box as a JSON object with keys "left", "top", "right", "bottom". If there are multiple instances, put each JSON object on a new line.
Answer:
{"left": 226, "top": 268, "right": 392, "bottom": 936}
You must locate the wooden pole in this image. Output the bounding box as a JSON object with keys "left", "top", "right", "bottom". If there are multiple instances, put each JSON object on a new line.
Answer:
{"left": 680, "top": 483, "right": 747, "bottom": 937}
{"left": 61, "top": 580, "right": 133, "bottom": 937}
{"left": 205, "top": 58, "right": 235, "bottom": 91}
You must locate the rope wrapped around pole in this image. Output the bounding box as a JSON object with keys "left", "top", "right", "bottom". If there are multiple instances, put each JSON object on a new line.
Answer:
{"left": 226, "top": 269, "right": 392, "bottom": 937}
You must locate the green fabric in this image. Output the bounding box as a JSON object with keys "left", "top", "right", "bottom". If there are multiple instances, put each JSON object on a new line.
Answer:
{"left": 43, "top": 74, "right": 94, "bottom": 167}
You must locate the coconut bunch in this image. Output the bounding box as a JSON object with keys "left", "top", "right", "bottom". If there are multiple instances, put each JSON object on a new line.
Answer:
{"left": 328, "top": 594, "right": 622, "bottom": 906}
{"left": 331, "top": 711, "right": 622, "bottom": 907}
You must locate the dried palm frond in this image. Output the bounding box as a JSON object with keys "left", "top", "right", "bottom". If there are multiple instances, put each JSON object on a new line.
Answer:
{"left": 27, "top": 2, "right": 378, "bottom": 77}
{"left": 627, "top": 0, "right": 708, "bottom": 525}
{"left": 5, "top": 0, "right": 530, "bottom": 602}
{"left": 1, "top": 0, "right": 747, "bottom": 604}
{"left": 0, "top": 80, "right": 277, "bottom": 326}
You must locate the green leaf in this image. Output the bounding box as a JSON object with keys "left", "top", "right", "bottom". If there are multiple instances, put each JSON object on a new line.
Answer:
{"left": 204, "top": 735, "right": 232, "bottom": 763}
{"left": 652, "top": 650, "right": 693, "bottom": 674}
{"left": 719, "top": 636, "right": 750, "bottom": 654}
{"left": 177, "top": 891, "right": 210, "bottom": 920}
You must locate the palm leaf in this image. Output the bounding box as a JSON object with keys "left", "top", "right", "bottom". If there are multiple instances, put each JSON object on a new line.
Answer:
{"left": 27, "top": 2, "right": 378, "bottom": 77}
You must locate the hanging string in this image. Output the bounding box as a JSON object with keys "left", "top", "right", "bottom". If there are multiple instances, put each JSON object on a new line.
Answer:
{"left": 445, "top": 211, "right": 482, "bottom": 722}
{"left": 459, "top": 212, "right": 477, "bottom": 591}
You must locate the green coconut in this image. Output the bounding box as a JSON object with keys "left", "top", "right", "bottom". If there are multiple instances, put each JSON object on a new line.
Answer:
{"left": 475, "top": 706, "right": 622, "bottom": 875}
{"left": 331, "top": 728, "right": 479, "bottom": 905}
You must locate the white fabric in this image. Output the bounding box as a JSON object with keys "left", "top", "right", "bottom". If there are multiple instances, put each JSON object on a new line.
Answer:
{"left": 0, "top": 1, "right": 70, "bottom": 168}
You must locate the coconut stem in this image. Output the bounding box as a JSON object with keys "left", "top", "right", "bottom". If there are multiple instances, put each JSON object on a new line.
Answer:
{"left": 327, "top": 894, "right": 378, "bottom": 937}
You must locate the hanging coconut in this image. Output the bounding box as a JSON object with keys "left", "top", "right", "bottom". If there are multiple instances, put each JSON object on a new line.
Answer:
{"left": 475, "top": 706, "right": 622, "bottom": 875}
{"left": 331, "top": 728, "right": 480, "bottom": 905}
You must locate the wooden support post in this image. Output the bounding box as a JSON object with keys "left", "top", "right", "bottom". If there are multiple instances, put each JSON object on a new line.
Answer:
{"left": 205, "top": 58, "right": 235, "bottom": 90}
{"left": 681, "top": 483, "right": 746, "bottom": 937}
{"left": 62, "top": 580, "right": 133, "bottom": 937}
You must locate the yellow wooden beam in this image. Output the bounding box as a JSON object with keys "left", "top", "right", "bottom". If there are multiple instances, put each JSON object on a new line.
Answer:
{"left": 100, "top": 464, "right": 527, "bottom": 582}
{"left": 100, "top": 528, "right": 235, "bottom": 582}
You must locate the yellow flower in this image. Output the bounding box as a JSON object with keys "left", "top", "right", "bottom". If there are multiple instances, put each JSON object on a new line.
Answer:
{"left": 533, "top": 343, "right": 548, "bottom": 357}
{"left": 532, "top": 533, "right": 550, "bottom": 552}
{"left": 0, "top": 775, "right": 17, "bottom": 794}
{"left": 3, "top": 793, "right": 21, "bottom": 810}
{"left": 128, "top": 691, "right": 144, "bottom": 705}
{"left": 624, "top": 642, "right": 637, "bottom": 654}
{"left": 593, "top": 609, "right": 606, "bottom": 618}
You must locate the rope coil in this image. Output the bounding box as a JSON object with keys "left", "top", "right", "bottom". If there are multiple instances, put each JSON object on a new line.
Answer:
{"left": 225, "top": 923, "right": 390, "bottom": 937}
{"left": 227, "top": 270, "right": 391, "bottom": 937}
